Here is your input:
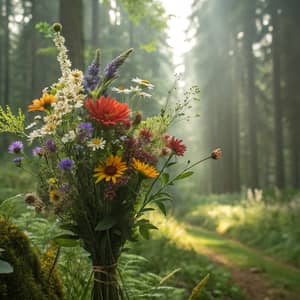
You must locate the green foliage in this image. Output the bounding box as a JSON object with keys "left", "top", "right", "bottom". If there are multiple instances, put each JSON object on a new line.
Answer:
{"left": 131, "top": 237, "right": 245, "bottom": 300}
{"left": 183, "top": 192, "right": 300, "bottom": 267}
{"left": 35, "top": 22, "right": 55, "bottom": 39}
{"left": 0, "top": 218, "right": 64, "bottom": 300}
{"left": 0, "top": 106, "right": 25, "bottom": 136}
{"left": 188, "top": 274, "right": 210, "bottom": 300}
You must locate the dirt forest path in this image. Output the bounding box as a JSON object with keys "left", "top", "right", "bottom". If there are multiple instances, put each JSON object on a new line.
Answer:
{"left": 183, "top": 225, "right": 300, "bottom": 300}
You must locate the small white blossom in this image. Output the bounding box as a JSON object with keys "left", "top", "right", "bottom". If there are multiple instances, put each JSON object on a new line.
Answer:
{"left": 62, "top": 130, "right": 76, "bottom": 143}
{"left": 25, "top": 122, "right": 37, "bottom": 130}
{"left": 111, "top": 86, "right": 132, "bottom": 94}
{"left": 139, "top": 91, "right": 152, "bottom": 98}
{"left": 130, "top": 86, "right": 142, "bottom": 93}
{"left": 132, "top": 77, "right": 154, "bottom": 89}
{"left": 87, "top": 138, "right": 106, "bottom": 151}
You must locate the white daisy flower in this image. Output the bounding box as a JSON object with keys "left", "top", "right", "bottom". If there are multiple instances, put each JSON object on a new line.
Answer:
{"left": 111, "top": 86, "right": 132, "bottom": 94}
{"left": 87, "top": 138, "right": 106, "bottom": 151}
{"left": 139, "top": 91, "right": 152, "bottom": 98}
{"left": 130, "top": 85, "right": 142, "bottom": 93}
{"left": 131, "top": 77, "right": 154, "bottom": 89}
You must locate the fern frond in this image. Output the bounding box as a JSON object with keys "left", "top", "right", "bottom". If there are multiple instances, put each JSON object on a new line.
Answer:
{"left": 0, "top": 106, "right": 25, "bottom": 136}
{"left": 188, "top": 273, "right": 210, "bottom": 300}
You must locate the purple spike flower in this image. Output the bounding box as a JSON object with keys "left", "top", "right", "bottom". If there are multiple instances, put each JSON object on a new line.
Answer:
{"left": 59, "top": 158, "right": 74, "bottom": 171}
{"left": 83, "top": 49, "right": 101, "bottom": 92}
{"left": 103, "top": 48, "right": 133, "bottom": 81}
{"left": 8, "top": 141, "right": 23, "bottom": 154}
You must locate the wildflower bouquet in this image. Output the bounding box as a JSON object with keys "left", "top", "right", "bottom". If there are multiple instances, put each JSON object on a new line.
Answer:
{"left": 1, "top": 24, "right": 221, "bottom": 300}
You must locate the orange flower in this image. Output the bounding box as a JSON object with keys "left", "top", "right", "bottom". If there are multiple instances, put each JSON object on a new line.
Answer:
{"left": 28, "top": 93, "right": 57, "bottom": 112}
{"left": 85, "top": 96, "right": 131, "bottom": 127}
{"left": 132, "top": 158, "right": 159, "bottom": 178}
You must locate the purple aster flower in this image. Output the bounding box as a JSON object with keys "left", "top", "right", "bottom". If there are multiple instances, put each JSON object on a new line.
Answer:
{"left": 32, "top": 146, "right": 43, "bottom": 156}
{"left": 103, "top": 48, "right": 133, "bottom": 81}
{"left": 77, "top": 122, "right": 93, "bottom": 141}
{"left": 8, "top": 141, "right": 23, "bottom": 154}
{"left": 45, "top": 139, "right": 56, "bottom": 152}
{"left": 59, "top": 158, "right": 74, "bottom": 171}
{"left": 13, "top": 157, "right": 23, "bottom": 167}
{"left": 59, "top": 183, "right": 70, "bottom": 193}
{"left": 83, "top": 49, "right": 101, "bottom": 92}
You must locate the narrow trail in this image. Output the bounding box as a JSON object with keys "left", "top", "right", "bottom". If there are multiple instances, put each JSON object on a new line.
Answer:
{"left": 183, "top": 225, "right": 300, "bottom": 300}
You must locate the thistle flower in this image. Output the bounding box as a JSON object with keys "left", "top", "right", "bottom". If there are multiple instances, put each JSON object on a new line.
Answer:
{"left": 103, "top": 48, "right": 133, "bottom": 81}
{"left": 8, "top": 141, "right": 23, "bottom": 154}
{"left": 32, "top": 146, "right": 44, "bottom": 156}
{"left": 59, "top": 158, "right": 74, "bottom": 171}
{"left": 77, "top": 122, "right": 93, "bottom": 140}
{"left": 45, "top": 139, "right": 56, "bottom": 152}
{"left": 13, "top": 157, "right": 23, "bottom": 167}
{"left": 139, "top": 128, "right": 153, "bottom": 143}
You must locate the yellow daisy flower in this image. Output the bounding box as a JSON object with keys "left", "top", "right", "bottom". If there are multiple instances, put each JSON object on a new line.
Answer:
{"left": 132, "top": 158, "right": 159, "bottom": 178}
{"left": 49, "top": 190, "right": 61, "bottom": 204}
{"left": 94, "top": 155, "right": 127, "bottom": 184}
{"left": 28, "top": 93, "right": 57, "bottom": 112}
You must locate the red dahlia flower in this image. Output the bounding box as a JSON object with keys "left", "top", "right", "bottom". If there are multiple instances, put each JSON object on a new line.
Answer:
{"left": 85, "top": 96, "right": 131, "bottom": 127}
{"left": 166, "top": 136, "right": 186, "bottom": 156}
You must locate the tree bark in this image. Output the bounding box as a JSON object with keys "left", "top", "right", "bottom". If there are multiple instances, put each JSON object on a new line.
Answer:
{"left": 91, "top": 0, "right": 100, "bottom": 49}
{"left": 60, "top": 0, "right": 84, "bottom": 70}
{"left": 271, "top": 0, "right": 285, "bottom": 189}
{"left": 244, "top": 1, "right": 258, "bottom": 189}
{"left": 4, "top": 0, "right": 10, "bottom": 106}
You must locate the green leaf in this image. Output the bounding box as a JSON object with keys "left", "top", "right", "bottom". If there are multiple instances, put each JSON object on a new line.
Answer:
{"left": 174, "top": 171, "right": 194, "bottom": 181}
{"left": 53, "top": 234, "right": 79, "bottom": 247}
{"left": 95, "top": 216, "right": 116, "bottom": 231}
{"left": 59, "top": 223, "right": 77, "bottom": 233}
{"left": 156, "top": 201, "right": 167, "bottom": 216}
{"left": 140, "top": 208, "right": 155, "bottom": 214}
{"left": 160, "top": 173, "right": 170, "bottom": 185}
{"left": 137, "top": 219, "right": 158, "bottom": 240}
{"left": 0, "top": 259, "right": 13, "bottom": 274}
{"left": 139, "top": 226, "right": 150, "bottom": 240}
{"left": 188, "top": 274, "right": 210, "bottom": 300}
{"left": 167, "top": 161, "right": 176, "bottom": 167}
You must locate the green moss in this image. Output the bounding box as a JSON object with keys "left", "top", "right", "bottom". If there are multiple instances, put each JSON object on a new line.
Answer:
{"left": 0, "top": 217, "right": 64, "bottom": 300}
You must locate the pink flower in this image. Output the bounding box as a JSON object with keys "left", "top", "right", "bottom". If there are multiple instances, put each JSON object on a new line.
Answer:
{"left": 165, "top": 136, "right": 186, "bottom": 156}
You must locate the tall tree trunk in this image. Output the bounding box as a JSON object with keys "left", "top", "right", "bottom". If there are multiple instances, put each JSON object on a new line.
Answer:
{"left": 244, "top": 1, "right": 258, "bottom": 189}
{"left": 31, "top": 0, "right": 38, "bottom": 99}
{"left": 60, "top": 0, "right": 84, "bottom": 70}
{"left": 4, "top": 0, "right": 10, "bottom": 106}
{"left": 0, "top": 0, "right": 3, "bottom": 104}
{"left": 91, "top": 0, "right": 100, "bottom": 49}
{"left": 271, "top": 0, "right": 285, "bottom": 189}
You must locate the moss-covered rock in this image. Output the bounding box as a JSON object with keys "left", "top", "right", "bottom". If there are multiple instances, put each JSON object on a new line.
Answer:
{"left": 0, "top": 217, "right": 64, "bottom": 300}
